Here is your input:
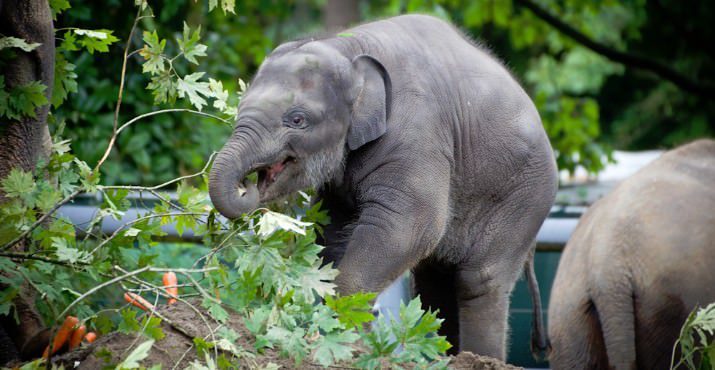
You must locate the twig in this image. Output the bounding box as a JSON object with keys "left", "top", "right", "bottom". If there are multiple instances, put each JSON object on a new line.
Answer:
{"left": 120, "top": 289, "right": 163, "bottom": 358}
{"left": 180, "top": 272, "right": 221, "bottom": 305}
{"left": 100, "top": 151, "right": 218, "bottom": 192}
{"left": 116, "top": 109, "right": 231, "bottom": 136}
{"left": 192, "top": 226, "right": 245, "bottom": 269}
{"left": 88, "top": 212, "right": 205, "bottom": 256}
{"left": 0, "top": 252, "right": 89, "bottom": 266}
{"left": 95, "top": 5, "right": 143, "bottom": 171}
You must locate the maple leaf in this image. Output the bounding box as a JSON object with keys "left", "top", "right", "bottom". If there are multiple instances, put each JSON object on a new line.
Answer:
{"left": 139, "top": 30, "right": 166, "bottom": 75}
{"left": 74, "top": 29, "right": 119, "bottom": 54}
{"left": 178, "top": 23, "right": 208, "bottom": 65}
{"left": 0, "top": 36, "right": 41, "bottom": 52}
{"left": 177, "top": 72, "right": 212, "bottom": 111}
{"left": 313, "top": 330, "right": 359, "bottom": 367}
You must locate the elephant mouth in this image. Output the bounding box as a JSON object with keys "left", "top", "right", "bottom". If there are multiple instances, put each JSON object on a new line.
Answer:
{"left": 256, "top": 156, "right": 297, "bottom": 199}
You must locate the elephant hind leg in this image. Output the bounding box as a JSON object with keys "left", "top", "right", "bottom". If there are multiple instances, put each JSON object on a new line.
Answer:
{"left": 412, "top": 260, "right": 460, "bottom": 354}
{"left": 635, "top": 294, "right": 688, "bottom": 369}
{"left": 548, "top": 297, "right": 610, "bottom": 370}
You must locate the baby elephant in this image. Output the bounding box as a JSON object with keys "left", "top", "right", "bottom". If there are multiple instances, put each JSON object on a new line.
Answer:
{"left": 209, "top": 14, "right": 558, "bottom": 358}
{"left": 548, "top": 139, "right": 715, "bottom": 369}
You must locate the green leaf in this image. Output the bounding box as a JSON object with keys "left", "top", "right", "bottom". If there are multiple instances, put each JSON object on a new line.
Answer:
{"left": 326, "top": 292, "right": 376, "bottom": 329}
{"left": 34, "top": 181, "right": 62, "bottom": 212}
{"left": 59, "top": 30, "right": 79, "bottom": 52}
{"left": 147, "top": 71, "right": 178, "bottom": 105}
{"left": 48, "top": 0, "right": 71, "bottom": 20}
{"left": 13, "top": 81, "right": 48, "bottom": 118}
{"left": 178, "top": 23, "right": 208, "bottom": 65}
{"left": 202, "top": 298, "right": 229, "bottom": 323}
{"left": 124, "top": 228, "right": 141, "bottom": 237}
{"left": 53, "top": 237, "right": 90, "bottom": 263}
{"left": 264, "top": 326, "right": 308, "bottom": 364}
{"left": 313, "top": 330, "right": 359, "bottom": 367}
{"left": 117, "top": 339, "right": 154, "bottom": 369}
{"left": 297, "top": 263, "right": 338, "bottom": 300}
{"left": 393, "top": 297, "right": 451, "bottom": 363}
{"left": 118, "top": 308, "right": 141, "bottom": 334}
{"left": 52, "top": 53, "right": 78, "bottom": 108}
{"left": 1, "top": 80, "right": 48, "bottom": 120}
{"left": 103, "top": 188, "right": 131, "bottom": 214}
{"left": 208, "top": 78, "right": 236, "bottom": 116}
{"left": 74, "top": 29, "right": 119, "bottom": 54}
{"left": 210, "top": 0, "right": 236, "bottom": 14}
{"left": 0, "top": 36, "right": 41, "bottom": 52}
{"left": 193, "top": 337, "right": 215, "bottom": 358}
{"left": 309, "top": 305, "right": 342, "bottom": 333}
{"left": 1, "top": 168, "right": 35, "bottom": 198}
{"left": 140, "top": 31, "right": 166, "bottom": 75}
{"left": 177, "top": 72, "right": 212, "bottom": 111}
{"left": 244, "top": 306, "right": 271, "bottom": 335}
{"left": 58, "top": 166, "right": 80, "bottom": 196}
{"left": 140, "top": 316, "right": 165, "bottom": 340}
{"left": 74, "top": 158, "right": 99, "bottom": 192}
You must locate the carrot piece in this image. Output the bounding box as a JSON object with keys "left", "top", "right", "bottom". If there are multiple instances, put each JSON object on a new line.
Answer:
{"left": 162, "top": 272, "right": 178, "bottom": 305}
{"left": 43, "top": 316, "right": 79, "bottom": 358}
{"left": 84, "top": 332, "right": 97, "bottom": 343}
{"left": 124, "top": 292, "right": 154, "bottom": 311}
{"left": 68, "top": 324, "right": 86, "bottom": 350}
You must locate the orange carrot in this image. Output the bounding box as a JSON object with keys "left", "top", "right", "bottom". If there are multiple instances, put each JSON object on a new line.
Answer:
{"left": 43, "top": 316, "right": 79, "bottom": 358}
{"left": 84, "top": 332, "right": 97, "bottom": 343}
{"left": 68, "top": 324, "right": 86, "bottom": 350}
{"left": 124, "top": 292, "right": 154, "bottom": 311}
{"left": 162, "top": 272, "right": 178, "bottom": 305}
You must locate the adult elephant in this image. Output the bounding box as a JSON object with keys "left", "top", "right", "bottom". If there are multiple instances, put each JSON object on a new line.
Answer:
{"left": 548, "top": 139, "right": 715, "bottom": 369}
{"left": 209, "top": 14, "right": 557, "bottom": 358}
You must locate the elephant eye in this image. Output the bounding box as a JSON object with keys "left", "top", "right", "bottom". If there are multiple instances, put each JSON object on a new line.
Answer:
{"left": 284, "top": 112, "right": 308, "bottom": 128}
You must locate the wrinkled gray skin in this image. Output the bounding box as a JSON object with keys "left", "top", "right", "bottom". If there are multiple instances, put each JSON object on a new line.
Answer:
{"left": 548, "top": 139, "right": 715, "bottom": 370}
{"left": 209, "top": 15, "right": 557, "bottom": 358}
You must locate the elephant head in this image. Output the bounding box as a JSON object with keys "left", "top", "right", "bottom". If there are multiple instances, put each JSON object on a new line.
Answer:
{"left": 209, "top": 42, "right": 391, "bottom": 218}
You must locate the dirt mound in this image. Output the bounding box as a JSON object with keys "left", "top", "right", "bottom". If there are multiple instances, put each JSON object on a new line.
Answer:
{"left": 54, "top": 302, "right": 520, "bottom": 369}
{"left": 449, "top": 352, "right": 522, "bottom": 370}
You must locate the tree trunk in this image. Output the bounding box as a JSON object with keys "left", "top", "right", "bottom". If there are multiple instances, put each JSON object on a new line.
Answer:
{"left": 323, "top": 0, "right": 360, "bottom": 31}
{"left": 0, "top": 0, "right": 55, "bottom": 364}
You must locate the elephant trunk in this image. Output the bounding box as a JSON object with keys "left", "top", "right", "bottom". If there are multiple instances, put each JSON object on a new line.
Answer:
{"left": 209, "top": 138, "right": 261, "bottom": 219}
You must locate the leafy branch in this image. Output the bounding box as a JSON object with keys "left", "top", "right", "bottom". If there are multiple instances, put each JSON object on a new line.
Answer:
{"left": 671, "top": 303, "right": 715, "bottom": 369}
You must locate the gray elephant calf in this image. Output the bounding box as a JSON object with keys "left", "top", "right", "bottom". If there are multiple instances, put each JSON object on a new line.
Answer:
{"left": 208, "top": 14, "right": 557, "bottom": 358}
{"left": 548, "top": 139, "right": 715, "bottom": 369}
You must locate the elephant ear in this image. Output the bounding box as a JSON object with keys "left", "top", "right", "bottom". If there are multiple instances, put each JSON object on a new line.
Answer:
{"left": 348, "top": 55, "right": 391, "bottom": 151}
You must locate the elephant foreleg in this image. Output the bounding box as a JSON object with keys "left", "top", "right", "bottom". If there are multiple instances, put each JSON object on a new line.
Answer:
{"left": 334, "top": 165, "right": 450, "bottom": 296}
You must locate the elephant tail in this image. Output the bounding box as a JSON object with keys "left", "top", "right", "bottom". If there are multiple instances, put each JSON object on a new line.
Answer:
{"left": 524, "top": 245, "right": 549, "bottom": 360}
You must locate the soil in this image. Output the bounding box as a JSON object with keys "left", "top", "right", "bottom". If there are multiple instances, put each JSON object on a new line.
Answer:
{"left": 54, "top": 302, "right": 521, "bottom": 369}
